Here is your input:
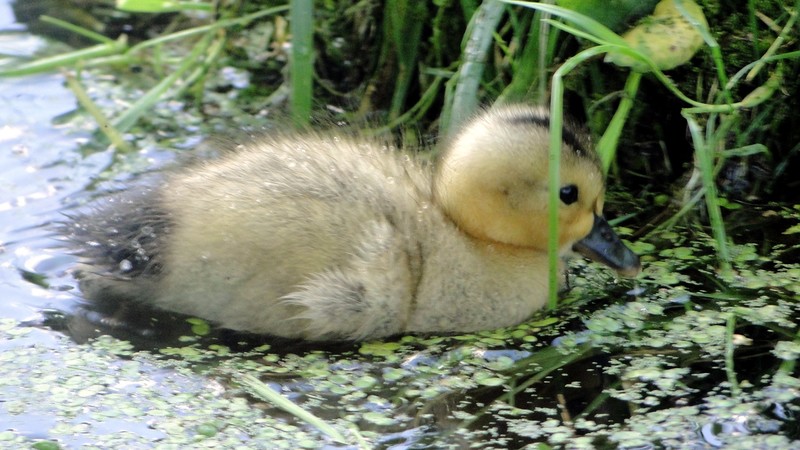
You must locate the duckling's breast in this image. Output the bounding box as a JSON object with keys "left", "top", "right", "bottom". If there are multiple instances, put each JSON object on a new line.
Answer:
{"left": 407, "top": 234, "right": 552, "bottom": 334}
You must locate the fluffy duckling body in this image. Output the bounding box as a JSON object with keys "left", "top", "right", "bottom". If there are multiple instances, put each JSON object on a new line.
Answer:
{"left": 68, "top": 106, "right": 640, "bottom": 340}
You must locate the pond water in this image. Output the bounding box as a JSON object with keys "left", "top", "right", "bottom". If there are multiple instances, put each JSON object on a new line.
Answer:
{"left": 1, "top": 2, "right": 799, "bottom": 449}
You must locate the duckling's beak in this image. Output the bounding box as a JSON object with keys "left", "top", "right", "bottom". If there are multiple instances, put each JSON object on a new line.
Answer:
{"left": 573, "top": 215, "right": 641, "bottom": 277}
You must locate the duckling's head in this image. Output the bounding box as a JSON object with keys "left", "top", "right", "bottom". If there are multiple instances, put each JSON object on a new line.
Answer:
{"left": 435, "top": 105, "right": 640, "bottom": 276}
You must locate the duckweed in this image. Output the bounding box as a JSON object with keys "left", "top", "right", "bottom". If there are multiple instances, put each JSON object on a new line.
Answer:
{"left": 2, "top": 1, "right": 796, "bottom": 446}
{"left": 0, "top": 323, "right": 351, "bottom": 448}
{"left": 358, "top": 341, "right": 404, "bottom": 359}
{"left": 31, "top": 442, "right": 62, "bottom": 450}
{"left": 773, "top": 341, "right": 800, "bottom": 361}
{"left": 362, "top": 411, "right": 396, "bottom": 426}
{"left": 187, "top": 317, "right": 212, "bottom": 336}
{"left": 473, "top": 371, "right": 507, "bottom": 387}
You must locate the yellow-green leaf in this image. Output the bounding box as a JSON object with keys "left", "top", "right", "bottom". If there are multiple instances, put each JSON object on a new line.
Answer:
{"left": 606, "top": 0, "right": 708, "bottom": 72}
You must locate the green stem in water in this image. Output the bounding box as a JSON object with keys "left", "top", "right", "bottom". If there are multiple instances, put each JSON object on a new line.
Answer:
{"left": 724, "top": 313, "right": 741, "bottom": 396}
{"left": 65, "top": 73, "right": 133, "bottom": 153}
{"left": 683, "top": 113, "right": 731, "bottom": 272}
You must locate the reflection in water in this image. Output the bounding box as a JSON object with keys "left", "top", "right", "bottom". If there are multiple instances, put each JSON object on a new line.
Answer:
{"left": 0, "top": 71, "right": 87, "bottom": 323}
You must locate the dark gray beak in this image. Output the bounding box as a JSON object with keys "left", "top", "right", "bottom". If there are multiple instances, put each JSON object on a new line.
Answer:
{"left": 573, "top": 215, "right": 641, "bottom": 277}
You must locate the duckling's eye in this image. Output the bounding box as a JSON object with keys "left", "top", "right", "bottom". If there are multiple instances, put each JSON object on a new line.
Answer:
{"left": 559, "top": 185, "right": 579, "bottom": 205}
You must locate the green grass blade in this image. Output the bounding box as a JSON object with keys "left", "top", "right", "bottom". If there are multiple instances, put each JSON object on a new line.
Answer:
{"left": 290, "top": 0, "right": 314, "bottom": 126}
{"left": 457, "top": 343, "right": 596, "bottom": 429}
{"left": 547, "top": 92, "right": 562, "bottom": 310}
{"left": 497, "top": 10, "right": 555, "bottom": 104}
{"left": 503, "top": 1, "right": 627, "bottom": 46}
{"left": 745, "top": 0, "right": 800, "bottom": 81}
{"left": 510, "top": 2, "right": 737, "bottom": 114}
{"left": 128, "top": 5, "right": 289, "bottom": 54}
{"left": 674, "top": 0, "right": 732, "bottom": 105}
{"left": 547, "top": 44, "right": 617, "bottom": 309}
{"left": 40, "top": 15, "right": 116, "bottom": 44}
{"left": 238, "top": 374, "right": 349, "bottom": 444}
{"left": 0, "top": 38, "right": 127, "bottom": 77}
{"left": 683, "top": 71, "right": 784, "bottom": 114}
{"left": 65, "top": 73, "right": 133, "bottom": 153}
{"left": 106, "top": 6, "right": 288, "bottom": 131}
{"left": 368, "top": 74, "right": 445, "bottom": 135}
{"left": 720, "top": 144, "right": 768, "bottom": 158}
{"left": 543, "top": 18, "right": 607, "bottom": 46}
{"left": 683, "top": 113, "right": 731, "bottom": 271}
{"left": 116, "top": 0, "right": 214, "bottom": 13}
{"left": 724, "top": 313, "right": 741, "bottom": 396}
{"left": 384, "top": 0, "right": 428, "bottom": 120}
{"left": 0, "top": 6, "right": 289, "bottom": 77}
{"left": 507, "top": 343, "right": 595, "bottom": 395}
{"left": 446, "top": 0, "right": 505, "bottom": 134}
{"left": 596, "top": 71, "right": 641, "bottom": 174}
{"left": 111, "top": 33, "right": 215, "bottom": 132}
{"left": 727, "top": 51, "right": 800, "bottom": 91}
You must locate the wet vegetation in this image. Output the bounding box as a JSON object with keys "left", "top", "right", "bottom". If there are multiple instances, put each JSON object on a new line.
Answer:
{"left": 1, "top": 0, "right": 799, "bottom": 448}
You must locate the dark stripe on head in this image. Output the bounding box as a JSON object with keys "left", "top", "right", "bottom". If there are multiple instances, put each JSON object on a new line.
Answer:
{"left": 506, "top": 111, "right": 591, "bottom": 158}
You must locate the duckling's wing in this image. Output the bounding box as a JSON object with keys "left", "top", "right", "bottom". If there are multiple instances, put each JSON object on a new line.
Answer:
{"left": 151, "top": 135, "right": 431, "bottom": 338}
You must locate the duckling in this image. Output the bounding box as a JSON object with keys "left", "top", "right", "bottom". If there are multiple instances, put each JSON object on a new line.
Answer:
{"left": 65, "top": 105, "right": 640, "bottom": 341}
